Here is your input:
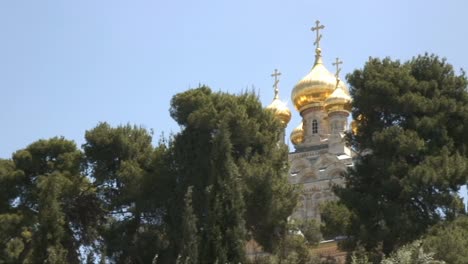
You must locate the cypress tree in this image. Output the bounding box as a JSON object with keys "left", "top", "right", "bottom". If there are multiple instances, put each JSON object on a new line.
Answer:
{"left": 203, "top": 124, "right": 246, "bottom": 263}
{"left": 167, "top": 86, "right": 297, "bottom": 262}
{"left": 179, "top": 186, "right": 199, "bottom": 264}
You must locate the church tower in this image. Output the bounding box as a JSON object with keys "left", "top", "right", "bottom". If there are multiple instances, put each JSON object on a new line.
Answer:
{"left": 287, "top": 21, "right": 353, "bottom": 221}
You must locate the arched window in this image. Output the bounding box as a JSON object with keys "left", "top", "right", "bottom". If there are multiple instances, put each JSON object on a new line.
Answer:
{"left": 312, "top": 120, "right": 318, "bottom": 134}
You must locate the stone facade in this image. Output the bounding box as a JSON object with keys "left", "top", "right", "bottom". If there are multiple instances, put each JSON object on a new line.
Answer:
{"left": 288, "top": 136, "right": 352, "bottom": 221}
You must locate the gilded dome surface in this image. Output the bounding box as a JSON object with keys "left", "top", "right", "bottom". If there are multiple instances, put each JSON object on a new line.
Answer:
{"left": 291, "top": 50, "right": 337, "bottom": 112}
{"left": 267, "top": 69, "right": 291, "bottom": 127}
{"left": 324, "top": 81, "right": 352, "bottom": 113}
{"left": 290, "top": 122, "right": 304, "bottom": 145}
{"left": 267, "top": 98, "right": 291, "bottom": 126}
{"left": 337, "top": 79, "right": 350, "bottom": 95}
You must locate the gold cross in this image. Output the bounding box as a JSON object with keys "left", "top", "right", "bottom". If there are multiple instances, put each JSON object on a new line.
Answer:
{"left": 332, "top": 57, "right": 343, "bottom": 78}
{"left": 271, "top": 69, "right": 281, "bottom": 99}
{"left": 311, "top": 20, "right": 325, "bottom": 49}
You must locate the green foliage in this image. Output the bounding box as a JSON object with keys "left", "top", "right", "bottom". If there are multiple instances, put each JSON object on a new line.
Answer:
{"left": 83, "top": 123, "right": 154, "bottom": 209}
{"left": 166, "top": 86, "right": 298, "bottom": 262}
{"left": 252, "top": 221, "right": 326, "bottom": 264}
{"left": 350, "top": 240, "right": 444, "bottom": 264}
{"left": 84, "top": 123, "right": 168, "bottom": 263}
{"left": 296, "top": 219, "right": 322, "bottom": 246}
{"left": 381, "top": 240, "right": 444, "bottom": 264}
{"left": 1, "top": 86, "right": 298, "bottom": 263}
{"left": 33, "top": 172, "right": 68, "bottom": 263}
{"left": 350, "top": 252, "right": 371, "bottom": 264}
{"left": 276, "top": 233, "right": 319, "bottom": 264}
{"left": 0, "top": 158, "right": 25, "bottom": 263}
{"left": 179, "top": 186, "right": 199, "bottom": 264}
{"left": 249, "top": 253, "right": 325, "bottom": 264}
{"left": 422, "top": 215, "right": 468, "bottom": 264}
{"left": 320, "top": 201, "right": 351, "bottom": 240}
{"left": 0, "top": 138, "right": 103, "bottom": 263}
{"left": 203, "top": 125, "right": 247, "bottom": 264}
{"left": 338, "top": 54, "right": 468, "bottom": 254}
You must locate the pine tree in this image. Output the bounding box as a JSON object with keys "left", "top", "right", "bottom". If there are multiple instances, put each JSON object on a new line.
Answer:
{"left": 0, "top": 159, "right": 26, "bottom": 263}
{"left": 423, "top": 215, "right": 468, "bottom": 264}
{"left": 338, "top": 54, "right": 468, "bottom": 254}
{"left": 0, "top": 137, "right": 103, "bottom": 263}
{"left": 83, "top": 123, "right": 168, "bottom": 263}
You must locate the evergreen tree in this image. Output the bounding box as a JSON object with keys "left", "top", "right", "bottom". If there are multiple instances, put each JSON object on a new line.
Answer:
{"left": 297, "top": 219, "right": 322, "bottom": 246}
{"left": 167, "top": 86, "right": 297, "bottom": 262}
{"left": 422, "top": 215, "right": 468, "bottom": 264}
{"left": 202, "top": 124, "right": 247, "bottom": 263}
{"left": 350, "top": 241, "right": 444, "bottom": 264}
{"left": 0, "top": 158, "right": 28, "bottom": 263}
{"left": 179, "top": 186, "right": 199, "bottom": 264}
{"left": 1, "top": 87, "right": 298, "bottom": 263}
{"left": 83, "top": 123, "right": 169, "bottom": 263}
{"left": 33, "top": 172, "right": 68, "bottom": 263}
{"left": 319, "top": 201, "right": 352, "bottom": 240}
{"left": 0, "top": 137, "right": 103, "bottom": 263}
{"left": 381, "top": 240, "right": 444, "bottom": 264}
{"left": 338, "top": 54, "right": 468, "bottom": 254}
{"left": 275, "top": 227, "right": 318, "bottom": 264}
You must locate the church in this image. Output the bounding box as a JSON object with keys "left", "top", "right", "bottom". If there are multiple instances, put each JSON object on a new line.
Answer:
{"left": 266, "top": 21, "right": 354, "bottom": 222}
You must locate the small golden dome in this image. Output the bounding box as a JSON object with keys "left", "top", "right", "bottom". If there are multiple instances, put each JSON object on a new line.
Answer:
{"left": 267, "top": 69, "right": 291, "bottom": 127}
{"left": 324, "top": 81, "right": 352, "bottom": 114}
{"left": 267, "top": 98, "right": 291, "bottom": 126}
{"left": 291, "top": 49, "right": 337, "bottom": 112}
{"left": 337, "top": 79, "right": 350, "bottom": 95}
{"left": 290, "top": 122, "right": 304, "bottom": 145}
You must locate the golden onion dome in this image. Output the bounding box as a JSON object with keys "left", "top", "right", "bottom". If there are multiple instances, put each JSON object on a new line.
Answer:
{"left": 291, "top": 48, "right": 337, "bottom": 112}
{"left": 324, "top": 80, "right": 352, "bottom": 114}
{"left": 290, "top": 122, "right": 304, "bottom": 145}
{"left": 266, "top": 70, "right": 292, "bottom": 127}
{"left": 337, "top": 79, "right": 350, "bottom": 95}
{"left": 267, "top": 98, "right": 291, "bottom": 126}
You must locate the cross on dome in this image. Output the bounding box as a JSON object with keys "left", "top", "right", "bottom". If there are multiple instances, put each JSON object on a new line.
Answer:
{"left": 311, "top": 20, "right": 325, "bottom": 50}
{"left": 332, "top": 57, "right": 343, "bottom": 79}
{"left": 271, "top": 68, "right": 281, "bottom": 99}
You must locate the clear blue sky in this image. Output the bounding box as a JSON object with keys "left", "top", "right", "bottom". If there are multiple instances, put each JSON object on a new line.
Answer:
{"left": 1, "top": 1, "right": 468, "bottom": 169}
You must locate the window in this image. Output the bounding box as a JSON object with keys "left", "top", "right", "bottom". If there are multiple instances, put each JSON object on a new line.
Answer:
{"left": 312, "top": 120, "right": 318, "bottom": 134}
